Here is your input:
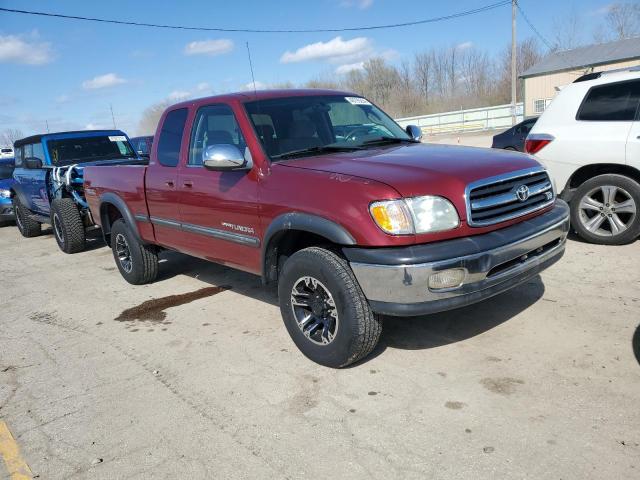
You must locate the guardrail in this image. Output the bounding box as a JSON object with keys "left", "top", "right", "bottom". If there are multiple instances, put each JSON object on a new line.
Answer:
{"left": 395, "top": 103, "right": 524, "bottom": 136}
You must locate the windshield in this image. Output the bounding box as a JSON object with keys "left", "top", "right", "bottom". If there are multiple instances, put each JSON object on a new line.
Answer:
{"left": 46, "top": 135, "right": 137, "bottom": 166}
{"left": 244, "top": 95, "right": 411, "bottom": 160}
{"left": 0, "top": 163, "right": 14, "bottom": 180}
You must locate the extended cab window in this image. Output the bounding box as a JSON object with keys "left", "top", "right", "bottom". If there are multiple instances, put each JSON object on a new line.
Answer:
{"left": 188, "top": 105, "right": 246, "bottom": 166}
{"left": 157, "top": 108, "right": 188, "bottom": 167}
{"left": 577, "top": 80, "right": 640, "bottom": 121}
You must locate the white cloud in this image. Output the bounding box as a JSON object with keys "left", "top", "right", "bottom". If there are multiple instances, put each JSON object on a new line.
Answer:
{"left": 456, "top": 41, "right": 474, "bottom": 50}
{"left": 281, "top": 36, "right": 375, "bottom": 64}
{"left": 243, "top": 81, "right": 268, "bottom": 90}
{"left": 55, "top": 94, "right": 70, "bottom": 104}
{"left": 82, "top": 73, "right": 127, "bottom": 90}
{"left": 168, "top": 90, "right": 191, "bottom": 101}
{"left": 0, "top": 32, "right": 53, "bottom": 65}
{"left": 184, "top": 39, "right": 234, "bottom": 56}
{"left": 335, "top": 62, "right": 365, "bottom": 74}
{"left": 340, "top": 0, "right": 373, "bottom": 9}
{"left": 167, "top": 82, "right": 214, "bottom": 102}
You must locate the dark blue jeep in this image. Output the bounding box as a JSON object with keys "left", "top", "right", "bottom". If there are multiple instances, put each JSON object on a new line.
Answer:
{"left": 11, "top": 130, "right": 142, "bottom": 253}
{"left": 0, "top": 157, "right": 15, "bottom": 225}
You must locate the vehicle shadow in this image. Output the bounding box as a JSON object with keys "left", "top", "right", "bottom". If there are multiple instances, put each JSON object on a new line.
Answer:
{"left": 39, "top": 226, "right": 106, "bottom": 252}
{"left": 157, "top": 250, "right": 279, "bottom": 307}
{"left": 633, "top": 323, "right": 640, "bottom": 367}
{"left": 157, "top": 250, "right": 546, "bottom": 365}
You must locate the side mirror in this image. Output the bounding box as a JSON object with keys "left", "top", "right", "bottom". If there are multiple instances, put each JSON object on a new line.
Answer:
{"left": 406, "top": 125, "right": 422, "bottom": 142}
{"left": 24, "top": 157, "right": 43, "bottom": 169}
{"left": 203, "top": 144, "right": 251, "bottom": 171}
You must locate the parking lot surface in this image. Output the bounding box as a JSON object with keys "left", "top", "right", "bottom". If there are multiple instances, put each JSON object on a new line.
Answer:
{"left": 1, "top": 226, "right": 639, "bottom": 479}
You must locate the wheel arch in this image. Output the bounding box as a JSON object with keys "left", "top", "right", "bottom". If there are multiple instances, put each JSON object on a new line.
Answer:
{"left": 261, "top": 212, "right": 357, "bottom": 284}
{"left": 98, "top": 192, "right": 143, "bottom": 245}
{"left": 563, "top": 164, "right": 640, "bottom": 202}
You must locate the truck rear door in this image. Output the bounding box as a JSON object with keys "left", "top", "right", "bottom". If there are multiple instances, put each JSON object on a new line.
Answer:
{"left": 145, "top": 107, "right": 188, "bottom": 248}
{"left": 175, "top": 103, "right": 261, "bottom": 272}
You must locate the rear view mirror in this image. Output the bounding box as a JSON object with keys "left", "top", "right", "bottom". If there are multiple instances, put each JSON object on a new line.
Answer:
{"left": 203, "top": 144, "right": 252, "bottom": 171}
{"left": 24, "top": 157, "right": 43, "bottom": 169}
{"left": 406, "top": 125, "right": 423, "bottom": 142}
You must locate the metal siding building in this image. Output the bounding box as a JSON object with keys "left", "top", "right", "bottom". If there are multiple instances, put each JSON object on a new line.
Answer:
{"left": 520, "top": 37, "right": 640, "bottom": 117}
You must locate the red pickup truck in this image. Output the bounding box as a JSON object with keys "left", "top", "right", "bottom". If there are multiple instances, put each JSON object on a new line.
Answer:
{"left": 84, "top": 89, "right": 570, "bottom": 367}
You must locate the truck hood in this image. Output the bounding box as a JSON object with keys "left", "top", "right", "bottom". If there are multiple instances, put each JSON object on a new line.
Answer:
{"left": 281, "top": 143, "right": 541, "bottom": 198}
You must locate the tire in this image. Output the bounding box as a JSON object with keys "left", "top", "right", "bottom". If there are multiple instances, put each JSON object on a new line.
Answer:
{"left": 12, "top": 196, "right": 41, "bottom": 237}
{"left": 110, "top": 218, "right": 158, "bottom": 285}
{"left": 51, "top": 198, "right": 86, "bottom": 253}
{"left": 570, "top": 174, "right": 640, "bottom": 245}
{"left": 278, "top": 247, "right": 382, "bottom": 368}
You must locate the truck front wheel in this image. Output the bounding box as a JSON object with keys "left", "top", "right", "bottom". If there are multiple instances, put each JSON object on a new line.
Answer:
{"left": 13, "top": 196, "right": 41, "bottom": 238}
{"left": 51, "top": 198, "right": 86, "bottom": 253}
{"left": 278, "top": 247, "right": 382, "bottom": 368}
{"left": 110, "top": 219, "right": 158, "bottom": 285}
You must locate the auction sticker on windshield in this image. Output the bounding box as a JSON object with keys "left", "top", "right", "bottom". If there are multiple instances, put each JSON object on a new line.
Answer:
{"left": 345, "top": 97, "right": 371, "bottom": 105}
{"left": 108, "top": 136, "right": 127, "bottom": 142}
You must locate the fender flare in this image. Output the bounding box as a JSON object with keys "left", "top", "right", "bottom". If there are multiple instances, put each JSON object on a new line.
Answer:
{"left": 261, "top": 212, "right": 356, "bottom": 282}
{"left": 9, "top": 183, "right": 31, "bottom": 209}
{"left": 98, "top": 192, "right": 144, "bottom": 244}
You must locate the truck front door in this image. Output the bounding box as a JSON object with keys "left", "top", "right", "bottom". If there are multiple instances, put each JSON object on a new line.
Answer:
{"left": 175, "top": 103, "right": 261, "bottom": 273}
{"left": 13, "top": 142, "right": 49, "bottom": 215}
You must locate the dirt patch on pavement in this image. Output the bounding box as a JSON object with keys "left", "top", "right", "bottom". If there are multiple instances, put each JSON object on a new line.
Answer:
{"left": 115, "top": 286, "right": 230, "bottom": 323}
{"left": 480, "top": 377, "right": 525, "bottom": 396}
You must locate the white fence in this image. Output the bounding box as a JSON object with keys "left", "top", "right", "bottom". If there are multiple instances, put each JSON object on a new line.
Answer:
{"left": 395, "top": 103, "right": 524, "bottom": 136}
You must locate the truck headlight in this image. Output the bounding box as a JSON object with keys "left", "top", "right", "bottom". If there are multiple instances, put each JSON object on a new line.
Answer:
{"left": 405, "top": 196, "right": 459, "bottom": 233}
{"left": 369, "top": 196, "right": 459, "bottom": 235}
{"left": 0, "top": 189, "right": 10, "bottom": 199}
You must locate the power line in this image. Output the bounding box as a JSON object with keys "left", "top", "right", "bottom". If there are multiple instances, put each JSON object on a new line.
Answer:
{"left": 514, "top": 1, "right": 555, "bottom": 51}
{"left": 0, "top": 2, "right": 511, "bottom": 33}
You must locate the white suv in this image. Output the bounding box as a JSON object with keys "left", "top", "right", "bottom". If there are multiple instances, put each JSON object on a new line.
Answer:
{"left": 527, "top": 67, "right": 640, "bottom": 245}
{"left": 0, "top": 147, "right": 13, "bottom": 159}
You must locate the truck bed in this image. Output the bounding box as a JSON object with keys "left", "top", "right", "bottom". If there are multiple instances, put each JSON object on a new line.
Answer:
{"left": 83, "top": 163, "right": 149, "bottom": 233}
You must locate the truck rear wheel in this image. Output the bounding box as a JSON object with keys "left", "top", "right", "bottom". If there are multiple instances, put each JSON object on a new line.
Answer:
{"left": 51, "top": 198, "right": 86, "bottom": 253}
{"left": 570, "top": 174, "right": 640, "bottom": 245}
{"left": 12, "top": 196, "right": 41, "bottom": 238}
{"left": 110, "top": 219, "right": 158, "bottom": 285}
{"left": 278, "top": 247, "right": 382, "bottom": 368}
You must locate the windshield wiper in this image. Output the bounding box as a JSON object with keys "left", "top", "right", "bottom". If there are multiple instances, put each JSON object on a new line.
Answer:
{"left": 359, "top": 136, "right": 419, "bottom": 147}
{"left": 272, "top": 144, "right": 362, "bottom": 160}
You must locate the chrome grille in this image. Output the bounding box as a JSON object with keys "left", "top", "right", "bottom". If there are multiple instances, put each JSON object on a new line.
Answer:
{"left": 466, "top": 168, "right": 554, "bottom": 227}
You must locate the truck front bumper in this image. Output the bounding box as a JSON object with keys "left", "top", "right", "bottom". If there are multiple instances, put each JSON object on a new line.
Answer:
{"left": 343, "top": 201, "right": 570, "bottom": 317}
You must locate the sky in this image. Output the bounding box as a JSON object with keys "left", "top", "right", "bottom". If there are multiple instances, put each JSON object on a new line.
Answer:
{"left": 0, "top": 0, "right": 621, "bottom": 137}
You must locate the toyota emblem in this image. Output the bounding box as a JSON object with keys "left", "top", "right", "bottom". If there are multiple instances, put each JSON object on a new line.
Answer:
{"left": 515, "top": 185, "right": 530, "bottom": 202}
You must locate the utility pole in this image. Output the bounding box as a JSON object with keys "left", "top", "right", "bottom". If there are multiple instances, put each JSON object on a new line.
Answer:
{"left": 110, "top": 104, "right": 116, "bottom": 129}
{"left": 511, "top": 0, "right": 517, "bottom": 125}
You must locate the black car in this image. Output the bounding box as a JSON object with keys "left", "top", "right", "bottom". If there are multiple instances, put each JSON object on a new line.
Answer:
{"left": 491, "top": 118, "right": 537, "bottom": 152}
{"left": 129, "top": 135, "right": 153, "bottom": 158}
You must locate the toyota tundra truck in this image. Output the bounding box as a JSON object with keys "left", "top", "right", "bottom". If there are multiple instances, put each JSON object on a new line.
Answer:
{"left": 84, "top": 89, "right": 570, "bottom": 367}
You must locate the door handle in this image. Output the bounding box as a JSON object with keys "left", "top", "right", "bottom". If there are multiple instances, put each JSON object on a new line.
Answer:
{"left": 182, "top": 181, "right": 193, "bottom": 188}
{"left": 164, "top": 181, "right": 174, "bottom": 187}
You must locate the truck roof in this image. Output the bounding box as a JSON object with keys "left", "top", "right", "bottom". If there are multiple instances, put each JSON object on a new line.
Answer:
{"left": 168, "top": 88, "right": 358, "bottom": 109}
{"left": 14, "top": 129, "right": 128, "bottom": 148}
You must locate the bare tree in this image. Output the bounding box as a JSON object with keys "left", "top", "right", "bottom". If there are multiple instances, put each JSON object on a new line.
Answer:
{"left": 1, "top": 128, "right": 24, "bottom": 146}
{"left": 552, "top": 6, "right": 583, "bottom": 51}
{"left": 137, "top": 101, "right": 170, "bottom": 136}
{"left": 605, "top": 2, "right": 640, "bottom": 39}
{"left": 414, "top": 50, "right": 434, "bottom": 104}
